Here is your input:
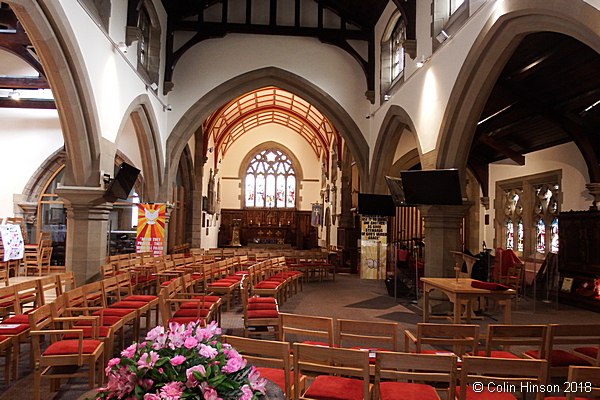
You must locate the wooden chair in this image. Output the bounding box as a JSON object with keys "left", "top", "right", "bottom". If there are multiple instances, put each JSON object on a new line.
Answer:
{"left": 56, "top": 271, "right": 76, "bottom": 294}
{"left": 458, "top": 355, "right": 548, "bottom": 400}
{"left": 374, "top": 351, "right": 458, "bottom": 400}
{"left": 221, "top": 335, "right": 303, "bottom": 400}
{"left": 500, "top": 262, "right": 525, "bottom": 308}
{"left": 337, "top": 318, "right": 397, "bottom": 373}
{"left": 0, "top": 268, "right": 8, "bottom": 287}
{"left": 561, "top": 365, "right": 600, "bottom": 400}
{"left": 478, "top": 324, "right": 547, "bottom": 359}
{"left": 24, "top": 246, "right": 52, "bottom": 276}
{"left": 523, "top": 323, "right": 600, "bottom": 380}
{"left": 404, "top": 323, "right": 480, "bottom": 358}
{"left": 28, "top": 302, "right": 105, "bottom": 400}
{"left": 242, "top": 278, "right": 280, "bottom": 338}
{"left": 158, "top": 277, "right": 217, "bottom": 327}
{"left": 0, "top": 334, "right": 14, "bottom": 384}
{"left": 293, "top": 343, "right": 371, "bottom": 400}
{"left": 279, "top": 313, "right": 334, "bottom": 347}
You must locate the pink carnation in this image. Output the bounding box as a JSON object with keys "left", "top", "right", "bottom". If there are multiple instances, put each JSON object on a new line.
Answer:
{"left": 200, "top": 382, "right": 223, "bottom": 400}
{"left": 199, "top": 344, "right": 218, "bottom": 359}
{"left": 143, "top": 393, "right": 160, "bottom": 400}
{"left": 170, "top": 355, "right": 186, "bottom": 366}
{"left": 186, "top": 365, "right": 206, "bottom": 387}
{"left": 184, "top": 336, "right": 198, "bottom": 349}
{"left": 221, "top": 355, "right": 246, "bottom": 373}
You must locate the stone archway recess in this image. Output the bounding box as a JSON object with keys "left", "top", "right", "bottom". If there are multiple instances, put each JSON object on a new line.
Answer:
{"left": 166, "top": 67, "right": 370, "bottom": 201}
{"left": 9, "top": 0, "right": 102, "bottom": 187}
{"left": 369, "top": 105, "right": 421, "bottom": 194}
{"left": 436, "top": 0, "right": 600, "bottom": 178}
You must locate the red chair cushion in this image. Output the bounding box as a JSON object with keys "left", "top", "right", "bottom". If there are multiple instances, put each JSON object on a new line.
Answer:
{"left": 255, "top": 367, "right": 294, "bottom": 394}
{"left": 574, "top": 346, "right": 598, "bottom": 358}
{"left": 303, "top": 375, "right": 366, "bottom": 400}
{"left": 124, "top": 295, "right": 157, "bottom": 302}
{"left": 524, "top": 350, "right": 591, "bottom": 367}
{"left": 247, "top": 309, "right": 279, "bottom": 319}
{"left": 380, "top": 382, "right": 440, "bottom": 400}
{"left": 458, "top": 385, "right": 517, "bottom": 400}
{"left": 92, "top": 308, "right": 135, "bottom": 318}
{"left": 62, "top": 326, "right": 111, "bottom": 339}
{"left": 75, "top": 316, "right": 122, "bottom": 327}
{"left": 473, "top": 350, "right": 520, "bottom": 359}
{"left": 173, "top": 308, "right": 211, "bottom": 318}
{"left": 248, "top": 297, "right": 277, "bottom": 304}
{"left": 255, "top": 283, "right": 280, "bottom": 289}
{"left": 1, "top": 314, "right": 29, "bottom": 324}
{"left": 109, "top": 301, "right": 147, "bottom": 309}
{"left": 247, "top": 303, "right": 278, "bottom": 310}
{"left": 0, "top": 324, "right": 29, "bottom": 335}
{"left": 43, "top": 339, "right": 103, "bottom": 355}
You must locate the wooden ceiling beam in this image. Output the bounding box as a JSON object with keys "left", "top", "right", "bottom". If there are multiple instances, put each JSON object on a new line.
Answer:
{"left": 0, "top": 75, "right": 49, "bottom": 89}
{"left": 477, "top": 134, "right": 525, "bottom": 165}
{"left": 0, "top": 97, "right": 55, "bottom": 109}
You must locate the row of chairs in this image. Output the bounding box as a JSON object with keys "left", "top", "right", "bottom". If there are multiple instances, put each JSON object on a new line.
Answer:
{"left": 222, "top": 334, "right": 600, "bottom": 400}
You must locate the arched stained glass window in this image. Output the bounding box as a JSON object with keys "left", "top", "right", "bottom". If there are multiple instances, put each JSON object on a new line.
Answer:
{"left": 503, "top": 189, "right": 522, "bottom": 250}
{"left": 245, "top": 149, "right": 296, "bottom": 209}
{"left": 551, "top": 217, "right": 559, "bottom": 253}
{"left": 506, "top": 219, "right": 514, "bottom": 250}
{"left": 517, "top": 219, "right": 524, "bottom": 252}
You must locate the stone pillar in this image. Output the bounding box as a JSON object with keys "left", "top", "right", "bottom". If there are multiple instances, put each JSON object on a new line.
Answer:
{"left": 55, "top": 186, "right": 112, "bottom": 286}
{"left": 419, "top": 202, "right": 474, "bottom": 278}
{"left": 585, "top": 183, "right": 600, "bottom": 210}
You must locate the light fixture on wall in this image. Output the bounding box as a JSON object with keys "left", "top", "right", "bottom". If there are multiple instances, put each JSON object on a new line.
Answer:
{"left": 436, "top": 30, "right": 450, "bottom": 44}
{"left": 416, "top": 55, "right": 429, "bottom": 68}
{"left": 8, "top": 90, "right": 20, "bottom": 100}
{"left": 164, "top": 103, "right": 172, "bottom": 111}
{"left": 208, "top": 147, "right": 213, "bottom": 153}
{"left": 383, "top": 94, "right": 391, "bottom": 101}
{"left": 149, "top": 82, "right": 159, "bottom": 91}
{"left": 117, "top": 41, "right": 128, "bottom": 53}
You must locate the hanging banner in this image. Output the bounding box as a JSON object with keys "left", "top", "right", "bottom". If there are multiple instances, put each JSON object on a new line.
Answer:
{"left": 136, "top": 203, "right": 166, "bottom": 256}
{"left": 360, "top": 215, "right": 388, "bottom": 279}
{"left": 310, "top": 203, "right": 322, "bottom": 227}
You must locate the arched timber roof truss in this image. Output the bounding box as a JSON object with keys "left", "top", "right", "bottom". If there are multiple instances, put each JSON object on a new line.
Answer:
{"left": 202, "top": 87, "right": 342, "bottom": 169}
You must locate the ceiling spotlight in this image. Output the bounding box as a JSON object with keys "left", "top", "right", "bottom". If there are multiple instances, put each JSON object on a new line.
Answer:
{"left": 117, "top": 41, "right": 128, "bottom": 53}
{"left": 8, "top": 90, "right": 20, "bottom": 100}
{"left": 436, "top": 30, "right": 450, "bottom": 43}
{"left": 416, "top": 55, "right": 428, "bottom": 68}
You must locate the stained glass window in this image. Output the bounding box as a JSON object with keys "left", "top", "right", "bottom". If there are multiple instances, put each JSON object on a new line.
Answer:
{"left": 551, "top": 217, "right": 559, "bottom": 253}
{"left": 391, "top": 19, "right": 406, "bottom": 81}
{"left": 517, "top": 219, "right": 524, "bottom": 252}
{"left": 536, "top": 218, "right": 546, "bottom": 253}
{"left": 506, "top": 219, "right": 514, "bottom": 249}
{"left": 244, "top": 149, "right": 296, "bottom": 208}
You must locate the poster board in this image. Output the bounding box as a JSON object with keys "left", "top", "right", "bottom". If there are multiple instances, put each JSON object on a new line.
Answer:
{"left": 360, "top": 215, "right": 387, "bottom": 279}
{"left": 136, "top": 204, "right": 166, "bottom": 256}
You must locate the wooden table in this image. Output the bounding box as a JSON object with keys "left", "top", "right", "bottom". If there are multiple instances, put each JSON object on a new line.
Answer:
{"left": 421, "top": 277, "right": 516, "bottom": 324}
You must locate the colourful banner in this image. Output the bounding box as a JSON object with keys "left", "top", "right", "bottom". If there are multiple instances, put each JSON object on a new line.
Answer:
{"left": 136, "top": 204, "right": 166, "bottom": 256}
{"left": 310, "top": 203, "right": 322, "bottom": 227}
{"left": 360, "top": 215, "right": 388, "bottom": 279}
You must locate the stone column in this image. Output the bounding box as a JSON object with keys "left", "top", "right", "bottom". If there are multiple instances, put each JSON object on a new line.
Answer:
{"left": 55, "top": 186, "right": 113, "bottom": 286}
{"left": 419, "top": 202, "right": 475, "bottom": 278}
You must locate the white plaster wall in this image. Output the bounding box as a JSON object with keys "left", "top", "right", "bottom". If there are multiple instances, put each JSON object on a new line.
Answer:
{"left": 481, "top": 142, "right": 591, "bottom": 248}
{"left": 0, "top": 108, "right": 63, "bottom": 217}
{"left": 218, "top": 124, "right": 321, "bottom": 211}
{"left": 393, "top": 127, "right": 418, "bottom": 164}
{"left": 168, "top": 34, "right": 371, "bottom": 138}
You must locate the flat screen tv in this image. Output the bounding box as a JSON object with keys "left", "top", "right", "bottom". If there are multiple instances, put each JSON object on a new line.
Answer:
{"left": 358, "top": 193, "right": 396, "bottom": 216}
{"left": 104, "top": 162, "right": 140, "bottom": 202}
{"left": 399, "top": 169, "right": 462, "bottom": 205}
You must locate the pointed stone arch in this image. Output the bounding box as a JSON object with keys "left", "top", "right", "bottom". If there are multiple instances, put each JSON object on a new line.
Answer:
{"left": 166, "top": 67, "right": 369, "bottom": 198}
{"left": 369, "top": 105, "right": 421, "bottom": 194}
{"left": 118, "top": 95, "right": 165, "bottom": 203}
{"left": 8, "top": 0, "right": 101, "bottom": 187}
{"left": 436, "top": 0, "right": 600, "bottom": 186}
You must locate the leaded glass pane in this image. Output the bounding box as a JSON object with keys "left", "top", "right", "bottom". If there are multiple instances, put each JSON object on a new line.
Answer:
{"left": 265, "top": 175, "right": 275, "bottom": 207}
{"left": 506, "top": 219, "right": 514, "bottom": 249}
{"left": 536, "top": 218, "right": 546, "bottom": 253}
{"left": 255, "top": 174, "right": 265, "bottom": 207}
{"left": 286, "top": 176, "right": 295, "bottom": 207}
{"left": 551, "top": 217, "right": 559, "bottom": 253}
{"left": 245, "top": 175, "right": 255, "bottom": 207}
{"left": 517, "top": 219, "right": 524, "bottom": 252}
{"left": 276, "top": 176, "right": 285, "bottom": 207}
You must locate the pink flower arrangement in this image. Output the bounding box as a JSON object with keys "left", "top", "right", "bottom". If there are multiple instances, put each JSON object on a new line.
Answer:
{"left": 95, "top": 321, "right": 267, "bottom": 400}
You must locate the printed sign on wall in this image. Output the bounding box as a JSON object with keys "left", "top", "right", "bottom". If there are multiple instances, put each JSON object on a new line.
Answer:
{"left": 360, "top": 215, "right": 387, "bottom": 279}
{"left": 136, "top": 204, "right": 166, "bottom": 256}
